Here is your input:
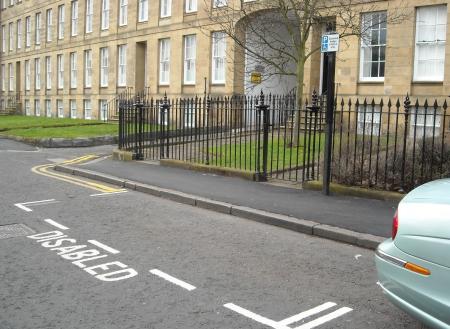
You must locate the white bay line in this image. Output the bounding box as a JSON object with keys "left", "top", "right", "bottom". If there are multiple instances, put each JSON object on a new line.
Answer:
{"left": 278, "top": 302, "right": 337, "bottom": 325}
{"left": 21, "top": 199, "right": 57, "bottom": 205}
{"left": 14, "top": 203, "right": 32, "bottom": 212}
{"left": 293, "top": 307, "right": 353, "bottom": 329}
{"left": 150, "top": 269, "right": 197, "bottom": 291}
{"left": 87, "top": 240, "right": 120, "bottom": 254}
{"left": 90, "top": 190, "right": 128, "bottom": 197}
{"left": 223, "top": 303, "right": 289, "bottom": 329}
{"left": 44, "top": 219, "right": 69, "bottom": 230}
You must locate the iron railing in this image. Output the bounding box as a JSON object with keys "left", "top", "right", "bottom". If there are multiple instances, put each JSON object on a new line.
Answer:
{"left": 118, "top": 92, "right": 324, "bottom": 182}
{"left": 118, "top": 91, "right": 450, "bottom": 191}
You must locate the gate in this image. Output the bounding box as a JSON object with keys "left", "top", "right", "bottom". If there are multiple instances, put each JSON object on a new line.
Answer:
{"left": 118, "top": 91, "right": 324, "bottom": 183}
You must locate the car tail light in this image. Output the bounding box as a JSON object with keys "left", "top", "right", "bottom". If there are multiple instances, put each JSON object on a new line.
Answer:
{"left": 392, "top": 210, "right": 399, "bottom": 240}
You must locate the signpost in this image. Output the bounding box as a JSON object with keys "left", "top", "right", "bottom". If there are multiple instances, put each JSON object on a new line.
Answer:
{"left": 321, "top": 32, "right": 339, "bottom": 196}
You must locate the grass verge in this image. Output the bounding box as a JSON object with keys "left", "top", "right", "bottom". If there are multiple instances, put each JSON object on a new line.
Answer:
{"left": 1, "top": 124, "right": 118, "bottom": 138}
{"left": 0, "top": 115, "right": 105, "bottom": 131}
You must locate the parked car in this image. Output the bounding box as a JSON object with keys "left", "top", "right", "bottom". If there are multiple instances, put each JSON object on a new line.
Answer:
{"left": 375, "top": 179, "right": 450, "bottom": 329}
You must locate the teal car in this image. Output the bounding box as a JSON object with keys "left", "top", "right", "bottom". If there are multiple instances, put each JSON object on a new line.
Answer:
{"left": 375, "top": 179, "right": 450, "bottom": 329}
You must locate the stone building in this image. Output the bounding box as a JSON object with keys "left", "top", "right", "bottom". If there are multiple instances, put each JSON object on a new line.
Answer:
{"left": 0, "top": 0, "right": 449, "bottom": 119}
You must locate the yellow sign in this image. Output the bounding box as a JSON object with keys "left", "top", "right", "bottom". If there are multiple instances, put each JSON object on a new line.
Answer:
{"left": 250, "top": 72, "right": 262, "bottom": 84}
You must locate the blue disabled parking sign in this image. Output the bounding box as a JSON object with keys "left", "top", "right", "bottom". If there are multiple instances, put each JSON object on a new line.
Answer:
{"left": 321, "top": 34, "right": 340, "bottom": 53}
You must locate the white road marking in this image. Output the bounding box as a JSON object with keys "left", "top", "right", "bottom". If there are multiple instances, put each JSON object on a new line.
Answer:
{"left": 224, "top": 302, "right": 353, "bottom": 329}
{"left": 149, "top": 269, "right": 197, "bottom": 291}
{"left": 293, "top": 307, "right": 353, "bottom": 329}
{"left": 90, "top": 190, "right": 128, "bottom": 197}
{"left": 14, "top": 199, "right": 58, "bottom": 212}
{"left": 87, "top": 240, "right": 120, "bottom": 254}
{"left": 224, "top": 303, "right": 288, "bottom": 329}
{"left": 355, "top": 254, "right": 362, "bottom": 260}
{"left": 44, "top": 219, "right": 69, "bottom": 230}
{"left": 278, "top": 302, "right": 337, "bottom": 326}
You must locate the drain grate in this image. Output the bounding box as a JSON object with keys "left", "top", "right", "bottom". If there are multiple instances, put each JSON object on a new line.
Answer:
{"left": 0, "top": 224, "right": 35, "bottom": 240}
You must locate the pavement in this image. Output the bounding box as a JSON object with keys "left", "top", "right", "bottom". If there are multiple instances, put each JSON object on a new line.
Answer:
{"left": 61, "top": 155, "right": 398, "bottom": 241}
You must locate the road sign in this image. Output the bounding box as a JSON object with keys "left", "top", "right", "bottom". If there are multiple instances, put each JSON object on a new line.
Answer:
{"left": 321, "top": 34, "right": 340, "bottom": 53}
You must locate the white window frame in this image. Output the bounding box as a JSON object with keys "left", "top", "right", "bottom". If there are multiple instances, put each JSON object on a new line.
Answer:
{"left": 185, "top": 0, "right": 197, "bottom": 13}
{"left": 101, "top": 0, "right": 109, "bottom": 30}
{"left": 99, "top": 99, "right": 107, "bottom": 121}
{"left": 17, "top": 19, "right": 22, "bottom": 49}
{"left": 359, "top": 11, "right": 387, "bottom": 82}
{"left": 84, "top": 49, "right": 92, "bottom": 87}
{"left": 100, "top": 47, "right": 109, "bottom": 87}
{"left": 84, "top": 99, "right": 92, "bottom": 119}
{"left": 138, "top": 0, "right": 148, "bottom": 22}
{"left": 70, "top": 52, "right": 77, "bottom": 88}
{"left": 25, "top": 60, "right": 30, "bottom": 90}
{"left": 35, "top": 58, "right": 41, "bottom": 90}
{"left": 2, "top": 26, "right": 5, "bottom": 53}
{"left": 8, "top": 63, "right": 14, "bottom": 91}
{"left": 70, "top": 99, "right": 77, "bottom": 118}
{"left": 410, "top": 107, "right": 442, "bottom": 138}
{"left": 9, "top": 22, "right": 13, "bottom": 51}
{"left": 118, "top": 44, "right": 127, "bottom": 86}
{"left": 25, "top": 99, "right": 31, "bottom": 116}
{"left": 212, "top": 32, "right": 226, "bottom": 84}
{"left": 46, "top": 9, "right": 53, "bottom": 42}
{"left": 184, "top": 35, "right": 196, "bottom": 84}
{"left": 58, "top": 5, "right": 65, "bottom": 39}
{"left": 160, "top": 0, "right": 171, "bottom": 18}
{"left": 35, "top": 99, "right": 41, "bottom": 116}
{"left": 159, "top": 38, "right": 170, "bottom": 85}
{"left": 25, "top": 16, "right": 31, "bottom": 47}
{"left": 35, "top": 12, "right": 41, "bottom": 45}
{"left": 357, "top": 105, "right": 381, "bottom": 136}
{"left": 57, "top": 54, "right": 64, "bottom": 89}
{"left": 71, "top": 0, "right": 78, "bottom": 36}
{"left": 414, "top": 5, "right": 447, "bottom": 82}
{"left": 57, "top": 99, "right": 64, "bottom": 118}
{"left": 1, "top": 64, "right": 5, "bottom": 91}
{"left": 45, "top": 56, "right": 52, "bottom": 89}
{"left": 45, "top": 99, "right": 52, "bottom": 117}
{"left": 119, "top": 0, "right": 128, "bottom": 26}
{"left": 85, "top": 0, "right": 93, "bottom": 33}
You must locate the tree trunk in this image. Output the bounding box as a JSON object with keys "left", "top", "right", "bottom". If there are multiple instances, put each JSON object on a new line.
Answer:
{"left": 290, "top": 58, "right": 305, "bottom": 147}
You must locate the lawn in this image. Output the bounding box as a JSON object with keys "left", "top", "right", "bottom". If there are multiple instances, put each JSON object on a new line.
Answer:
{"left": 208, "top": 134, "right": 325, "bottom": 171}
{"left": 2, "top": 124, "right": 118, "bottom": 139}
{"left": 0, "top": 115, "right": 105, "bottom": 131}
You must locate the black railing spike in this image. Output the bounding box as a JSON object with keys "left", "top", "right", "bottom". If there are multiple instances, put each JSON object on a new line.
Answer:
{"left": 423, "top": 99, "right": 429, "bottom": 109}
{"left": 341, "top": 98, "right": 344, "bottom": 106}
{"left": 433, "top": 99, "right": 438, "bottom": 109}
{"left": 371, "top": 98, "right": 375, "bottom": 107}
{"left": 396, "top": 98, "right": 401, "bottom": 108}
{"left": 443, "top": 99, "right": 448, "bottom": 110}
{"left": 404, "top": 93, "right": 411, "bottom": 112}
{"left": 380, "top": 99, "right": 384, "bottom": 107}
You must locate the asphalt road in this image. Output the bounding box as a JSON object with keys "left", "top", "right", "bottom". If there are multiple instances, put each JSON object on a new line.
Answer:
{"left": 0, "top": 140, "right": 424, "bottom": 329}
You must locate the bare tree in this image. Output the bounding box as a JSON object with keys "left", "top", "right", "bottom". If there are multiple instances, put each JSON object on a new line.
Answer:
{"left": 202, "top": 0, "right": 409, "bottom": 145}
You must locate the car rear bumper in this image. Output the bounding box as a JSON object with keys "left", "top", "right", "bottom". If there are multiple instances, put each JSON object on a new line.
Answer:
{"left": 375, "top": 242, "right": 450, "bottom": 329}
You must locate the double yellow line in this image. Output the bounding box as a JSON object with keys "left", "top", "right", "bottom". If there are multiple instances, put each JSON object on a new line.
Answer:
{"left": 32, "top": 155, "right": 126, "bottom": 193}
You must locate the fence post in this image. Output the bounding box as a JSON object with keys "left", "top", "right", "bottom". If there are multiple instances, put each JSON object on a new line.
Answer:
{"left": 206, "top": 96, "right": 211, "bottom": 165}
{"left": 306, "top": 90, "right": 320, "bottom": 181}
{"left": 118, "top": 100, "right": 123, "bottom": 149}
{"left": 256, "top": 91, "right": 269, "bottom": 182}
{"left": 132, "top": 96, "right": 144, "bottom": 160}
{"left": 160, "top": 93, "right": 170, "bottom": 159}
{"left": 400, "top": 94, "right": 411, "bottom": 192}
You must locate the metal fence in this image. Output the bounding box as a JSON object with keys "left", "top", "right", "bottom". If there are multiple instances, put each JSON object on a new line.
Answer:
{"left": 118, "top": 91, "right": 450, "bottom": 191}
{"left": 118, "top": 92, "right": 324, "bottom": 182}
{"left": 332, "top": 95, "right": 450, "bottom": 192}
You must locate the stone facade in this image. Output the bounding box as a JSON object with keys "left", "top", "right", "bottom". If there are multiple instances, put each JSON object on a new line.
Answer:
{"left": 0, "top": 0, "right": 449, "bottom": 119}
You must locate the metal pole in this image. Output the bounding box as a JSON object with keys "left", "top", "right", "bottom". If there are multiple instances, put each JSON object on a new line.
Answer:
{"left": 323, "top": 51, "right": 336, "bottom": 196}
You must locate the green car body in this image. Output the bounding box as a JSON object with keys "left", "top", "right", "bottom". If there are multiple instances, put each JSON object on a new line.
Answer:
{"left": 375, "top": 179, "right": 450, "bottom": 329}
